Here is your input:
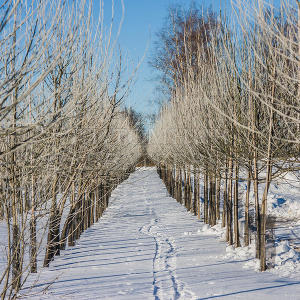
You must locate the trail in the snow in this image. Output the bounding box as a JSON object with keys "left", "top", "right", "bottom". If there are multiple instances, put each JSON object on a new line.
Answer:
{"left": 140, "top": 214, "right": 195, "bottom": 300}
{"left": 20, "top": 168, "right": 300, "bottom": 300}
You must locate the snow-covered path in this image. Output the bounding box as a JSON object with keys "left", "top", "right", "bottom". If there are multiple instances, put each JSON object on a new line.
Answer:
{"left": 21, "top": 168, "right": 300, "bottom": 299}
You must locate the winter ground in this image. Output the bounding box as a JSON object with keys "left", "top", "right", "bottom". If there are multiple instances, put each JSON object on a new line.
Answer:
{"left": 15, "top": 168, "right": 300, "bottom": 299}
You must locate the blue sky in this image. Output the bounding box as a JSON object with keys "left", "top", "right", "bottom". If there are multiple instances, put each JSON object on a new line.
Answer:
{"left": 94, "top": 0, "right": 285, "bottom": 125}
{"left": 97, "top": 0, "right": 285, "bottom": 129}
{"left": 97, "top": 1, "right": 231, "bottom": 121}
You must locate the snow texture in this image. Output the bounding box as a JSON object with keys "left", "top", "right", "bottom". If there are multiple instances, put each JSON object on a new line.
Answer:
{"left": 14, "top": 168, "right": 300, "bottom": 299}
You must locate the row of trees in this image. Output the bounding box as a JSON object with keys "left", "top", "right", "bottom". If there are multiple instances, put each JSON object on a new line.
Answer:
{"left": 0, "top": 1, "right": 142, "bottom": 299}
{"left": 149, "top": 0, "right": 299, "bottom": 272}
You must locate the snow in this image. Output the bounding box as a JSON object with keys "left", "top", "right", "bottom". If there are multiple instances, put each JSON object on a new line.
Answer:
{"left": 3, "top": 168, "right": 300, "bottom": 299}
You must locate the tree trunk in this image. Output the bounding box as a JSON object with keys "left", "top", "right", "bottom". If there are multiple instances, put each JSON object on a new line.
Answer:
{"left": 197, "top": 171, "right": 201, "bottom": 220}
{"left": 233, "top": 161, "right": 240, "bottom": 248}
{"left": 260, "top": 70, "right": 275, "bottom": 271}
{"left": 260, "top": 159, "right": 272, "bottom": 271}
{"left": 209, "top": 175, "right": 216, "bottom": 226}
{"left": 184, "top": 168, "right": 188, "bottom": 209}
{"left": 175, "top": 166, "right": 179, "bottom": 202}
{"left": 188, "top": 166, "right": 193, "bottom": 212}
{"left": 68, "top": 181, "right": 77, "bottom": 246}
{"left": 252, "top": 83, "right": 261, "bottom": 258}
{"left": 244, "top": 162, "right": 252, "bottom": 247}
{"left": 227, "top": 157, "right": 233, "bottom": 245}
{"left": 60, "top": 205, "right": 75, "bottom": 250}
{"left": 95, "top": 185, "right": 100, "bottom": 221}
{"left": 91, "top": 191, "right": 95, "bottom": 226}
{"left": 99, "top": 184, "right": 104, "bottom": 217}
{"left": 209, "top": 175, "right": 213, "bottom": 225}
{"left": 222, "top": 161, "right": 228, "bottom": 228}
{"left": 2, "top": 204, "right": 12, "bottom": 300}
{"left": 216, "top": 174, "right": 221, "bottom": 220}
{"left": 30, "top": 175, "right": 37, "bottom": 273}
{"left": 253, "top": 152, "right": 261, "bottom": 258}
{"left": 179, "top": 169, "right": 183, "bottom": 204}
{"left": 193, "top": 170, "right": 198, "bottom": 216}
{"left": 204, "top": 170, "right": 209, "bottom": 224}
{"left": 10, "top": 11, "right": 22, "bottom": 292}
{"left": 44, "top": 176, "right": 60, "bottom": 267}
